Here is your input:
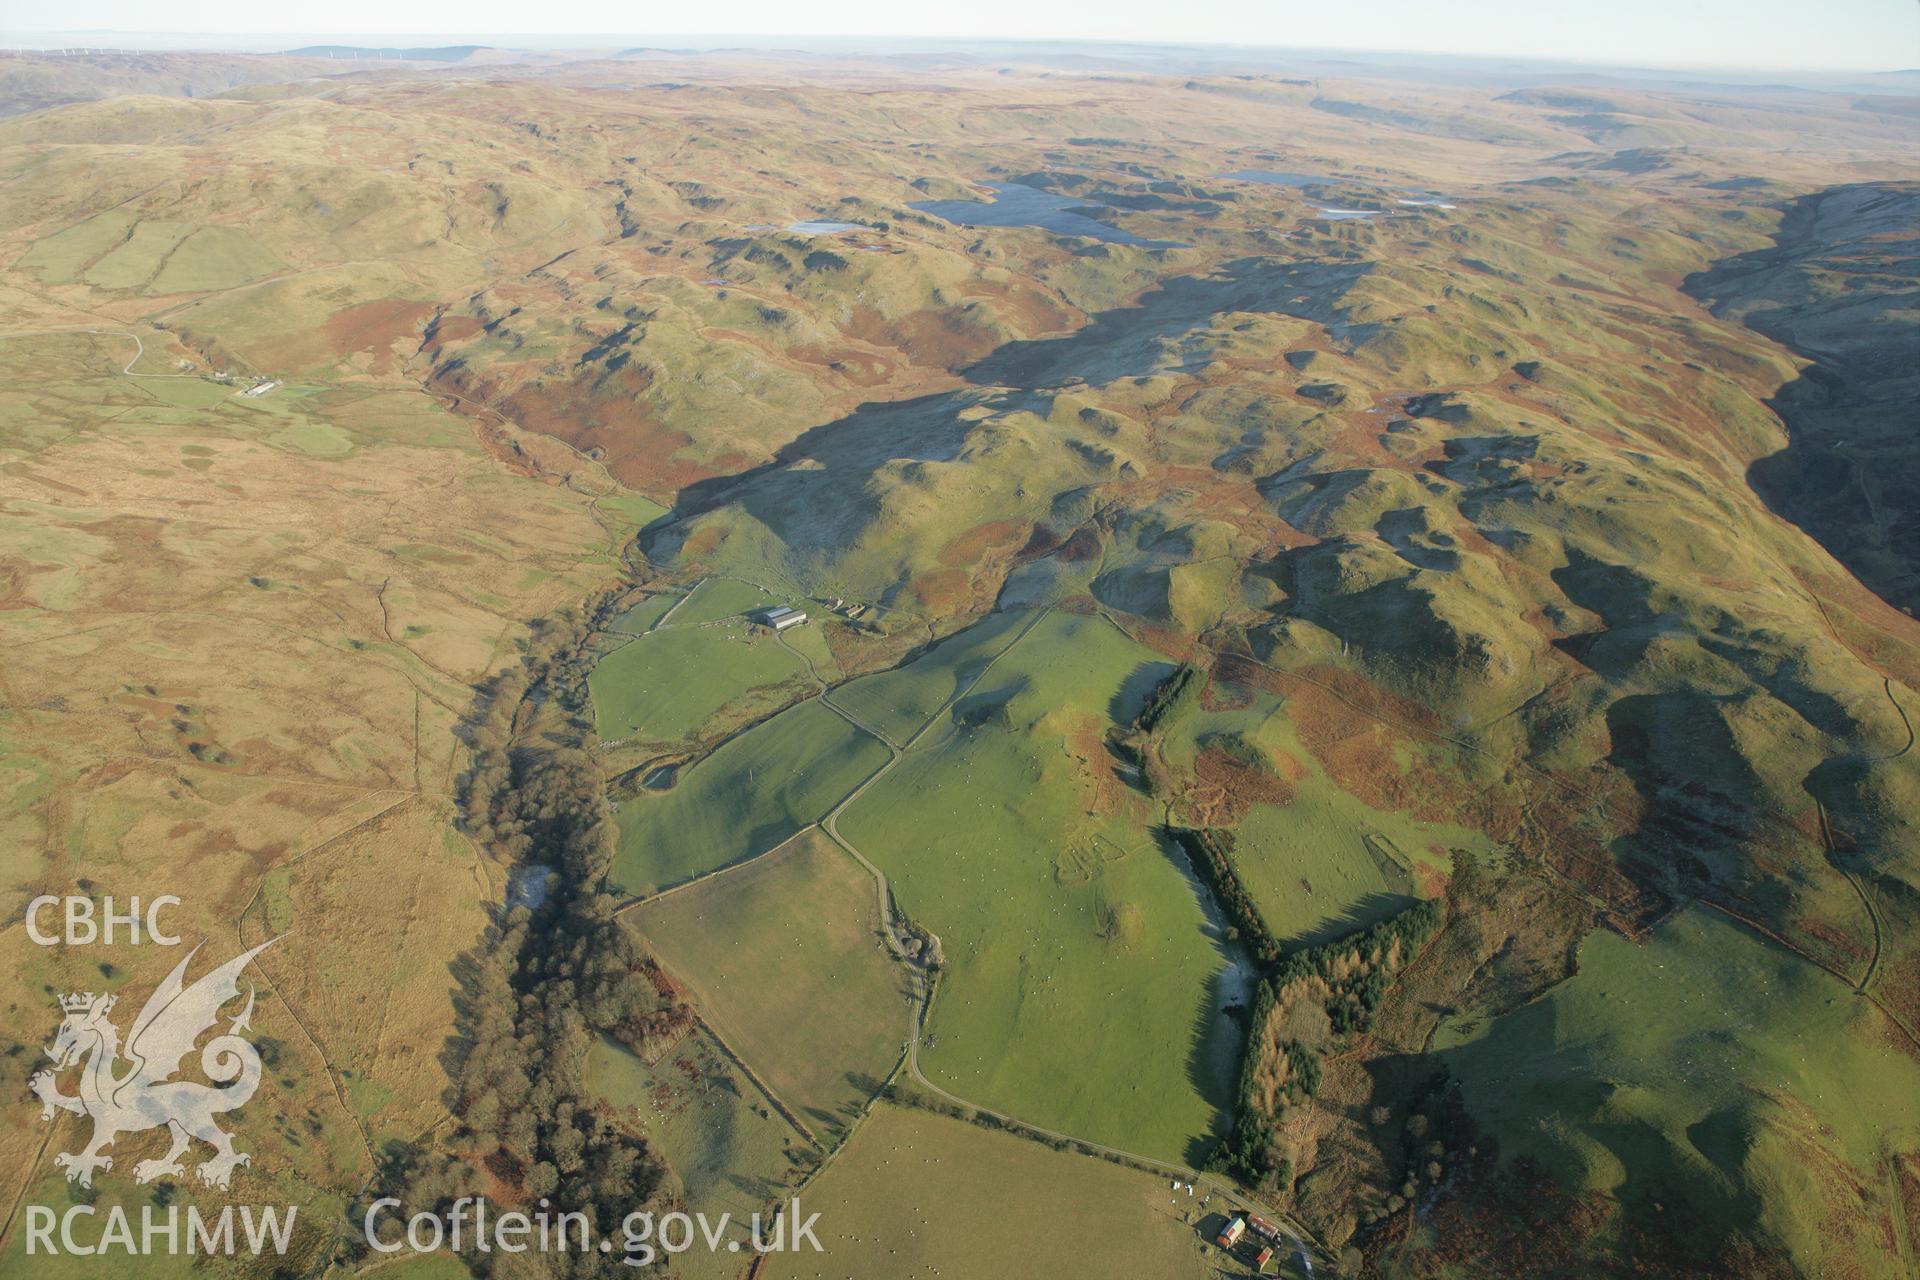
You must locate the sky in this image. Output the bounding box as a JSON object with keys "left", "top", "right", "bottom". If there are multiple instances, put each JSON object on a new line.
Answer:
{"left": 8, "top": 0, "right": 1919, "bottom": 72}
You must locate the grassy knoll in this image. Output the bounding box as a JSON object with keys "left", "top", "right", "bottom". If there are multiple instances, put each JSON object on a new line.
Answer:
{"left": 837, "top": 609, "right": 1237, "bottom": 1163}
{"left": 587, "top": 1032, "right": 803, "bottom": 1230}
{"left": 764, "top": 1102, "right": 1207, "bottom": 1280}
{"left": 1228, "top": 801, "right": 1417, "bottom": 946}
{"left": 626, "top": 829, "right": 911, "bottom": 1139}
{"left": 1435, "top": 907, "right": 1920, "bottom": 1275}
{"left": 828, "top": 608, "right": 1033, "bottom": 744}
{"left": 591, "top": 623, "right": 809, "bottom": 747}
{"left": 612, "top": 699, "right": 891, "bottom": 892}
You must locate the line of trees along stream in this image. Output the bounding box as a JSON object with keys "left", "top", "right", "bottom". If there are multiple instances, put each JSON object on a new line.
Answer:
{"left": 359, "top": 601, "right": 687, "bottom": 1278}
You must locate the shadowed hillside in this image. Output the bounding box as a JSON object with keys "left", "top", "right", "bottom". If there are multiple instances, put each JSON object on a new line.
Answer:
{"left": 1689, "top": 182, "right": 1920, "bottom": 614}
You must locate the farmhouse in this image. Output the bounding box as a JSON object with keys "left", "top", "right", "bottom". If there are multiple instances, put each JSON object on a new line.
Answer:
{"left": 761, "top": 605, "right": 809, "bottom": 631}
{"left": 1214, "top": 1216, "right": 1245, "bottom": 1249}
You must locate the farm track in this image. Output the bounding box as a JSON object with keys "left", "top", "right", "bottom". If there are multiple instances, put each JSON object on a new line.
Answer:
{"left": 1817, "top": 798, "right": 1883, "bottom": 993}
{"left": 0, "top": 326, "right": 196, "bottom": 378}
{"left": 1871, "top": 677, "right": 1914, "bottom": 761}
{"left": 1697, "top": 894, "right": 1920, "bottom": 1054}
{"left": 1809, "top": 675, "right": 1912, "bottom": 995}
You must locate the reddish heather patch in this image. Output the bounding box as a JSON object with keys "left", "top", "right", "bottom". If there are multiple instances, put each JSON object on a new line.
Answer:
{"left": 938, "top": 518, "right": 1027, "bottom": 568}
{"left": 422, "top": 314, "right": 484, "bottom": 350}
{"left": 323, "top": 299, "right": 436, "bottom": 376}
{"left": 430, "top": 353, "right": 719, "bottom": 494}
{"left": 681, "top": 525, "right": 726, "bottom": 560}
{"left": 1016, "top": 524, "right": 1064, "bottom": 560}
{"left": 951, "top": 278, "right": 1077, "bottom": 334}
{"left": 499, "top": 379, "right": 716, "bottom": 493}
{"left": 787, "top": 342, "right": 895, "bottom": 387}
{"left": 1190, "top": 746, "right": 1296, "bottom": 826}
{"left": 1793, "top": 916, "right": 1872, "bottom": 967}
{"left": 1297, "top": 663, "right": 1449, "bottom": 735}
{"left": 1057, "top": 524, "right": 1103, "bottom": 562}
{"left": 1418, "top": 1159, "right": 1616, "bottom": 1277}
{"left": 1201, "top": 679, "right": 1253, "bottom": 712}
{"left": 1129, "top": 618, "right": 1200, "bottom": 662}
{"left": 1871, "top": 950, "right": 1920, "bottom": 1043}
{"left": 1329, "top": 414, "right": 1411, "bottom": 469}
{"left": 910, "top": 567, "right": 970, "bottom": 612}
{"left": 845, "top": 306, "right": 1000, "bottom": 368}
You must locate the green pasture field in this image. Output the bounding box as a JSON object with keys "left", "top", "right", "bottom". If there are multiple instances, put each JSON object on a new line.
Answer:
{"left": 16, "top": 207, "right": 140, "bottom": 282}
{"left": 671, "top": 577, "right": 782, "bottom": 626}
{"left": 597, "top": 491, "right": 670, "bottom": 530}
{"left": 591, "top": 623, "right": 809, "bottom": 747}
{"left": 626, "top": 829, "right": 911, "bottom": 1139}
{"left": 609, "top": 592, "right": 685, "bottom": 634}
{"left": 148, "top": 226, "right": 286, "bottom": 293}
{"left": 836, "top": 609, "right": 1237, "bottom": 1163}
{"left": 765, "top": 1103, "right": 1210, "bottom": 1280}
{"left": 612, "top": 698, "right": 891, "bottom": 893}
{"left": 827, "top": 608, "right": 1033, "bottom": 744}
{"left": 81, "top": 219, "right": 196, "bottom": 290}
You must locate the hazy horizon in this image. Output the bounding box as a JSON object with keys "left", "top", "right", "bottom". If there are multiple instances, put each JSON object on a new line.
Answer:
{"left": 4, "top": 0, "right": 1918, "bottom": 73}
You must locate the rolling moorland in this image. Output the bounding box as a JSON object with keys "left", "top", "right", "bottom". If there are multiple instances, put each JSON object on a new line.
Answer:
{"left": 0, "top": 42, "right": 1917, "bottom": 1279}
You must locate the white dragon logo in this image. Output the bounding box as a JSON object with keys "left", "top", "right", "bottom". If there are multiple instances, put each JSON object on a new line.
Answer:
{"left": 28, "top": 939, "right": 275, "bottom": 1189}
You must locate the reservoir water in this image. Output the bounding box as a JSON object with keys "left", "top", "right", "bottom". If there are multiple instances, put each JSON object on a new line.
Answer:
{"left": 910, "top": 182, "right": 1182, "bottom": 248}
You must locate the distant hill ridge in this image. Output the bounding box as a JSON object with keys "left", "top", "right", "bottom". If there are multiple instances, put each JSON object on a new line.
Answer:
{"left": 280, "top": 44, "right": 489, "bottom": 61}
